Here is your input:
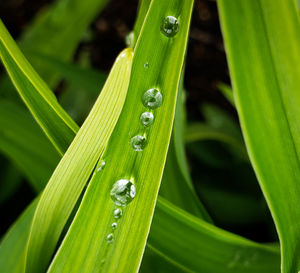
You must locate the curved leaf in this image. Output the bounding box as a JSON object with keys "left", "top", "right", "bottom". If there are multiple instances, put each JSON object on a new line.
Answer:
{"left": 218, "top": 0, "right": 300, "bottom": 272}
{"left": 25, "top": 49, "right": 133, "bottom": 273}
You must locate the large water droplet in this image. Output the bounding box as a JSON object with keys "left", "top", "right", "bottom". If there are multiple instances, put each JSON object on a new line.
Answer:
{"left": 113, "top": 208, "right": 123, "bottom": 219}
{"left": 161, "top": 16, "right": 179, "bottom": 37}
{"left": 140, "top": 112, "right": 154, "bottom": 127}
{"left": 106, "top": 233, "right": 114, "bottom": 244}
{"left": 110, "top": 179, "right": 136, "bottom": 206}
{"left": 96, "top": 160, "right": 106, "bottom": 172}
{"left": 142, "top": 88, "right": 163, "bottom": 109}
{"left": 111, "top": 222, "right": 117, "bottom": 230}
{"left": 130, "top": 135, "right": 147, "bottom": 151}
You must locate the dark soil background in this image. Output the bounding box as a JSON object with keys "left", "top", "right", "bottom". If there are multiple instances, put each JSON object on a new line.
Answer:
{"left": 0, "top": 0, "right": 232, "bottom": 119}
{"left": 0, "top": 0, "right": 277, "bottom": 243}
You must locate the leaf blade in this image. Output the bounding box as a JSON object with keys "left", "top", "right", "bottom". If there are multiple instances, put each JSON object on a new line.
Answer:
{"left": 217, "top": 0, "right": 300, "bottom": 272}
{"left": 25, "top": 49, "right": 133, "bottom": 273}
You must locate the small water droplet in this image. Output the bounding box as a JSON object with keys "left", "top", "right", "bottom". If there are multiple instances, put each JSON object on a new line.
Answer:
{"left": 142, "top": 88, "right": 163, "bottom": 109}
{"left": 106, "top": 233, "right": 114, "bottom": 244}
{"left": 113, "top": 208, "right": 123, "bottom": 219}
{"left": 101, "top": 259, "right": 105, "bottom": 264}
{"left": 144, "top": 62, "right": 149, "bottom": 69}
{"left": 140, "top": 112, "right": 154, "bottom": 127}
{"left": 111, "top": 222, "right": 117, "bottom": 230}
{"left": 97, "top": 160, "right": 106, "bottom": 172}
{"left": 130, "top": 135, "right": 147, "bottom": 151}
{"left": 125, "top": 31, "right": 134, "bottom": 47}
{"left": 111, "top": 179, "right": 136, "bottom": 206}
{"left": 161, "top": 16, "right": 179, "bottom": 37}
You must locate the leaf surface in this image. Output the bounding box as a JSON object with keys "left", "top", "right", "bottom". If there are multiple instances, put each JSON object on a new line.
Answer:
{"left": 218, "top": 0, "right": 300, "bottom": 272}
{"left": 25, "top": 49, "right": 133, "bottom": 273}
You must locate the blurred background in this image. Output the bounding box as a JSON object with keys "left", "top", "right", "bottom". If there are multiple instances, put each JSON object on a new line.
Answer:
{"left": 0, "top": 0, "right": 278, "bottom": 243}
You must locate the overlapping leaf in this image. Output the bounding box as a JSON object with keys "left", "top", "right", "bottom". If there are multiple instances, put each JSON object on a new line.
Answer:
{"left": 0, "top": 20, "right": 78, "bottom": 154}
{"left": 218, "top": 0, "right": 300, "bottom": 272}
{"left": 47, "top": 1, "right": 195, "bottom": 272}
{"left": 25, "top": 49, "right": 133, "bottom": 273}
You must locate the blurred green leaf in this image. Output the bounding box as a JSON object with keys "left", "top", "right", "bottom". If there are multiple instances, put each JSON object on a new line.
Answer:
{"left": 142, "top": 197, "right": 280, "bottom": 273}
{"left": 29, "top": 52, "right": 106, "bottom": 95}
{"left": 0, "top": 157, "right": 22, "bottom": 204}
{"left": 218, "top": 82, "right": 235, "bottom": 106}
{"left": 0, "top": 100, "right": 60, "bottom": 191}
{"left": 218, "top": 0, "right": 300, "bottom": 272}
{"left": 160, "top": 77, "right": 211, "bottom": 220}
{"left": 0, "top": 199, "right": 38, "bottom": 273}
{"left": 19, "top": 0, "right": 110, "bottom": 87}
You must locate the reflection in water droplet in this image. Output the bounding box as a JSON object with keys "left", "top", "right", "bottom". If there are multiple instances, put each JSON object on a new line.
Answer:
{"left": 111, "top": 179, "right": 136, "bottom": 206}
{"left": 144, "top": 62, "right": 149, "bottom": 69}
{"left": 142, "top": 88, "right": 163, "bottom": 109}
{"left": 130, "top": 135, "right": 147, "bottom": 151}
{"left": 113, "top": 208, "right": 123, "bottom": 219}
{"left": 111, "top": 222, "right": 117, "bottom": 230}
{"left": 140, "top": 112, "right": 154, "bottom": 127}
{"left": 106, "top": 233, "right": 114, "bottom": 244}
{"left": 96, "top": 160, "right": 106, "bottom": 172}
{"left": 161, "top": 16, "right": 179, "bottom": 37}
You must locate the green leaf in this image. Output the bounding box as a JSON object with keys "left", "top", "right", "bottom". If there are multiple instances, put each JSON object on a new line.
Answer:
{"left": 0, "top": 199, "right": 38, "bottom": 273}
{"left": 130, "top": 0, "right": 152, "bottom": 48}
{"left": 0, "top": 19, "right": 78, "bottom": 155}
{"left": 160, "top": 78, "right": 211, "bottom": 220}
{"left": 0, "top": 100, "right": 60, "bottom": 191}
{"left": 28, "top": 52, "right": 106, "bottom": 95}
{"left": 218, "top": 82, "right": 235, "bottom": 106}
{"left": 142, "top": 197, "right": 280, "bottom": 273}
{"left": 19, "top": 0, "right": 110, "bottom": 87}
{"left": 0, "top": 194, "right": 279, "bottom": 273}
{"left": 185, "top": 122, "right": 247, "bottom": 158}
{"left": 47, "top": 1, "right": 194, "bottom": 272}
{"left": 25, "top": 49, "right": 133, "bottom": 273}
{"left": 0, "top": 157, "right": 22, "bottom": 204}
{"left": 218, "top": 0, "right": 300, "bottom": 272}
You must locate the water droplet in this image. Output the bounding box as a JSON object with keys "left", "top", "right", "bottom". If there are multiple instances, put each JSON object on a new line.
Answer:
{"left": 144, "top": 62, "right": 149, "bottom": 69}
{"left": 142, "top": 88, "right": 163, "bottom": 109}
{"left": 130, "top": 135, "right": 147, "bottom": 151}
{"left": 161, "top": 16, "right": 179, "bottom": 37}
{"left": 140, "top": 112, "right": 154, "bottom": 127}
{"left": 111, "top": 222, "right": 117, "bottom": 230}
{"left": 97, "top": 160, "right": 106, "bottom": 172}
{"left": 113, "top": 208, "right": 123, "bottom": 219}
{"left": 111, "top": 179, "right": 136, "bottom": 206}
{"left": 125, "top": 31, "right": 134, "bottom": 47}
{"left": 106, "top": 233, "right": 114, "bottom": 244}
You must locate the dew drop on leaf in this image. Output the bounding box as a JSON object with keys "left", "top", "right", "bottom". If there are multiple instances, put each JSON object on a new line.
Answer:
{"left": 140, "top": 112, "right": 154, "bottom": 127}
{"left": 125, "top": 31, "right": 134, "bottom": 47}
{"left": 96, "top": 160, "right": 106, "bottom": 172}
{"left": 110, "top": 179, "right": 136, "bottom": 206}
{"left": 142, "top": 88, "right": 163, "bottom": 109}
{"left": 130, "top": 135, "right": 147, "bottom": 151}
{"left": 161, "top": 16, "right": 179, "bottom": 37}
{"left": 106, "top": 233, "right": 114, "bottom": 244}
{"left": 111, "top": 222, "right": 117, "bottom": 229}
{"left": 113, "top": 208, "right": 123, "bottom": 219}
{"left": 144, "top": 62, "right": 149, "bottom": 69}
